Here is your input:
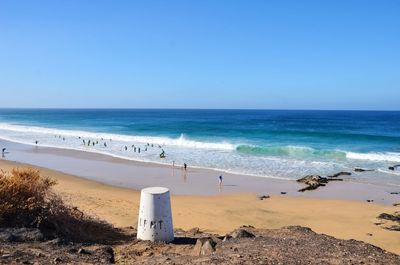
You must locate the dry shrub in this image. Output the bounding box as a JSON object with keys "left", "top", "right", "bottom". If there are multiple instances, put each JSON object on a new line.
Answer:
{"left": 0, "top": 168, "right": 127, "bottom": 243}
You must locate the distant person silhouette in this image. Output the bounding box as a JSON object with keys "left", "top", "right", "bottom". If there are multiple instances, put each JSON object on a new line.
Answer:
{"left": 219, "top": 175, "right": 223, "bottom": 186}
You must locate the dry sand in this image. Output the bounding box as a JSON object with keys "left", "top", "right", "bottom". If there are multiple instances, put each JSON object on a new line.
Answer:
{"left": 0, "top": 159, "right": 399, "bottom": 255}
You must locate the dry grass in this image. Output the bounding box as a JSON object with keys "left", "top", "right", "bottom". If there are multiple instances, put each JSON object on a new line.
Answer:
{"left": 0, "top": 168, "right": 128, "bottom": 243}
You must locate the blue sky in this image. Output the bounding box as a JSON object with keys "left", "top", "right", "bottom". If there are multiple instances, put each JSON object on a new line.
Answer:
{"left": 0, "top": 0, "right": 399, "bottom": 110}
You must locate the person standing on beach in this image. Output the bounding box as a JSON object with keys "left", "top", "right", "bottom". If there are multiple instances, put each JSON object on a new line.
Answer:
{"left": 219, "top": 175, "right": 223, "bottom": 186}
{"left": 35, "top": 140, "right": 38, "bottom": 145}
{"left": 184, "top": 163, "right": 187, "bottom": 171}
{"left": 1, "top": 148, "right": 6, "bottom": 157}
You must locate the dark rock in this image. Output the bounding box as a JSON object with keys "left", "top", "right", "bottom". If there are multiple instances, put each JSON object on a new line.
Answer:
{"left": 393, "top": 203, "right": 400, "bottom": 207}
{"left": 259, "top": 195, "right": 270, "bottom": 200}
{"left": 0, "top": 228, "right": 44, "bottom": 243}
{"left": 390, "top": 192, "right": 400, "bottom": 195}
{"left": 102, "top": 246, "right": 115, "bottom": 263}
{"left": 326, "top": 178, "right": 343, "bottom": 181}
{"left": 280, "top": 192, "right": 287, "bottom": 195}
{"left": 389, "top": 164, "right": 400, "bottom": 170}
{"left": 378, "top": 212, "right": 400, "bottom": 222}
{"left": 229, "top": 229, "right": 255, "bottom": 239}
{"left": 366, "top": 200, "right": 374, "bottom": 203}
{"left": 330, "top": 171, "right": 351, "bottom": 177}
{"left": 385, "top": 225, "right": 400, "bottom": 231}
{"left": 354, "top": 168, "right": 374, "bottom": 172}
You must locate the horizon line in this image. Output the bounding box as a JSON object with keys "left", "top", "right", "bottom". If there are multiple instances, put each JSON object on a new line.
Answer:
{"left": 0, "top": 107, "right": 399, "bottom": 112}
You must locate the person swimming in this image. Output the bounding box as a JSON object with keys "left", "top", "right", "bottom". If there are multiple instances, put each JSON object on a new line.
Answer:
{"left": 159, "top": 150, "right": 166, "bottom": 158}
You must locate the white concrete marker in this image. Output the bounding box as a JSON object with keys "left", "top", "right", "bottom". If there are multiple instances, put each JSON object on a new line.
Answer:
{"left": 137, "top": 187, "right": 174, "bottom": 242}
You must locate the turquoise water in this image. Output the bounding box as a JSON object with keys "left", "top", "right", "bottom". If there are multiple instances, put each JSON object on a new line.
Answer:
{"left": 0, "top": 109, "right": 399, "bottom": 185}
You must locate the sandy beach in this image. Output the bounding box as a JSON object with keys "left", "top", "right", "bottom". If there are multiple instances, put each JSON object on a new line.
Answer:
{"left": 0, "top": 154, "right": 399, "bottom": 255}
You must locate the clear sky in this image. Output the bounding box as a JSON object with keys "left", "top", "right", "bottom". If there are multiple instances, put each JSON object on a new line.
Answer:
{"left": 0, "top": 0, "right": 399, "bottom": 110}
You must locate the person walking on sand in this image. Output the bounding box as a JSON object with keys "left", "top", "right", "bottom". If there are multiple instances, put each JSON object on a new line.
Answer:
{"left": 2, "top": 148, "right": 6, "bottom": 157}
{"left": 219, "top": 175, "right": 223, "bottom": 186}
{"left": 184, "top": 163, "right": 187, "bottom": 171}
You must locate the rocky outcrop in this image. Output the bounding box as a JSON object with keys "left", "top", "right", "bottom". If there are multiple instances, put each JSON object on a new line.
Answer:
{"left": 297, "top": 172, "right": 349, "bottom": 192}
{"left": 1, "top": 226, "right": 399, "bottom": 264}
{"left": 297, "top": 175, "right": 327, "bottom": 192}
{"left": 378, "top": 212, "right": 400, "bottom": 222}
{"left": 376, "top": 212, "right": 400, "bottom": 232}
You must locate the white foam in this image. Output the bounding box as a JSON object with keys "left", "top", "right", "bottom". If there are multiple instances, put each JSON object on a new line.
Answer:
{"left": 346, "top": 151, "right": 400, "bottom": 162}
{"left": 0, "top": 123, "right": 236, "bottom": 151}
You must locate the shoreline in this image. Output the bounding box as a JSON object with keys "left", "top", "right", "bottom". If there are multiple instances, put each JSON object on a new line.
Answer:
{"left": 0, "top": 138, "right": 399, "bottom": 204}
{"left": 0, "top": 158, "right": 399, "bottom": 255}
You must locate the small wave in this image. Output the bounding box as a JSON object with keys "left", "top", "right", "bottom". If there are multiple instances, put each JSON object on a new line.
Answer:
{"left": 377, "top": 168, "right": 400, "bottom": 176}
{"left": 236, "top": 144, "right": 347, "bottom": 159}
{"left": 0, "top": 123, "right": 236, "bottom": 151}
{"left": 346, "top": 151, "right": 400, "bottom": 162}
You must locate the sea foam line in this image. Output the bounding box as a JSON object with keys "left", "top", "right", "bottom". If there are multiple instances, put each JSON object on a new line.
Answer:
{"left": 346, "top": 151, "right": 400, "bottom": 163}
{"left": 0, "top": 123, "right": 236, "bottom": 151}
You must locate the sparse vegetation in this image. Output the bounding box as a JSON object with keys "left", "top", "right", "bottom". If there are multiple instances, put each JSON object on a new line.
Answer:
{"left": 0, "top": 168, "right": 126, "bottom": 243}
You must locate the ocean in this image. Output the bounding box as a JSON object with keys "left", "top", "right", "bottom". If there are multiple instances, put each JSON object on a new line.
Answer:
{"left": 0, "top": 109, "right": 399, "bottom": 186}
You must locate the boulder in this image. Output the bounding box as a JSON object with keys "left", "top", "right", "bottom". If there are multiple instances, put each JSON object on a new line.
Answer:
{"left": 229, "top": 229, "right": 255, "bottom": 239}
{"left": 192, "top": 237, "right": 217, "bottom": 256}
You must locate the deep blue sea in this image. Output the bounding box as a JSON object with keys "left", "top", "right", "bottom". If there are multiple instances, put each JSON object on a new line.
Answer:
{"left": 0, "top": 109, "right": 399, "bottom": 185}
